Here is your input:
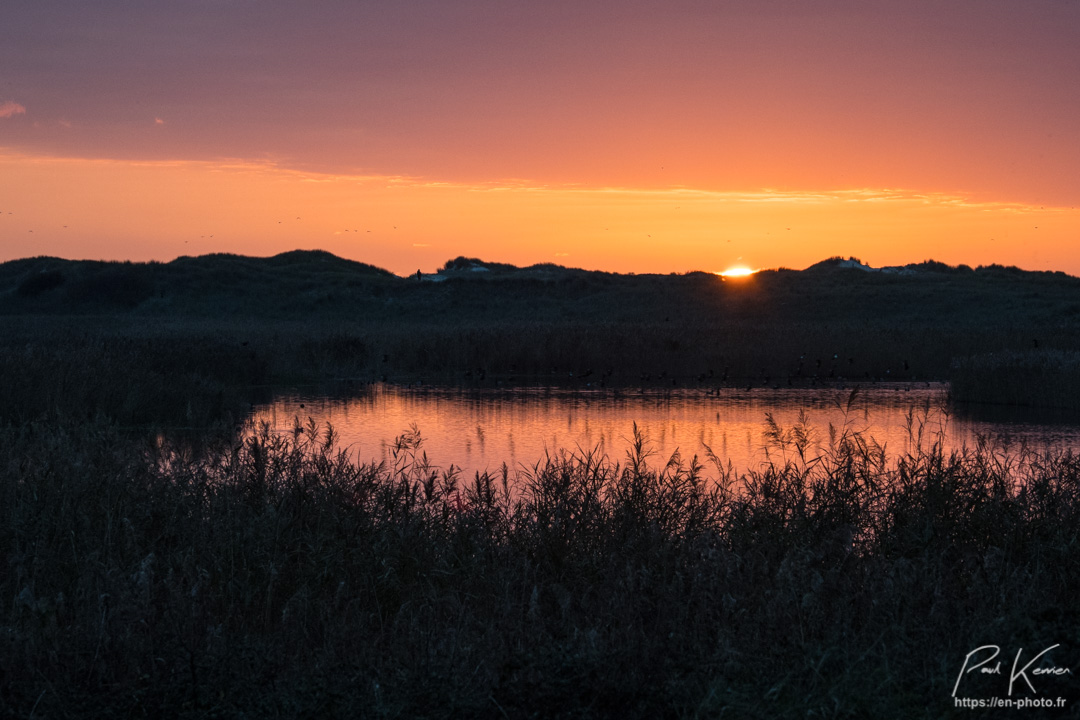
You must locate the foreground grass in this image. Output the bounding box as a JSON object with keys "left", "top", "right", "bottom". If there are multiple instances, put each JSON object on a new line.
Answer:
{"left": 3, "top": 419, "right": 1079, "bottom": 718}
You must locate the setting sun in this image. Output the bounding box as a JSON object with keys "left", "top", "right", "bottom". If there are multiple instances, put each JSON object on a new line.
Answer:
{"left": 718, "top": 266, "right": 758, "bottom": 278}
{"left": 3, "top": 3, "right": 1080, "bottom": 273}
{"left": 5, "top": 4, "right": 1080, "bottom": 715}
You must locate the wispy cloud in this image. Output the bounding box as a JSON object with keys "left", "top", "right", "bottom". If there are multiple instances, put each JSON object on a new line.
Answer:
{"left": 448, "top": 181, "right": 1054, "bottom": 212}
{"left": 0, "top": 101, "right": 27, "bottom": 119}
{"left": 155, "top": 117, "right": 165, "bottom": 125}
{"left": 0, "top": 148, "right": 1068, "bottom": 219}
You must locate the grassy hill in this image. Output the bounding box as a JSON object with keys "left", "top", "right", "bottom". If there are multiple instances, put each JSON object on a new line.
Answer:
{"left": 2, "top": 251, "right": 1080, "bottom": 422}
{"left": 3, "top": 251, "right": 1080, "bottom": 328}
{"left": 1, "top": 250, "right": 396, "bottom": 315}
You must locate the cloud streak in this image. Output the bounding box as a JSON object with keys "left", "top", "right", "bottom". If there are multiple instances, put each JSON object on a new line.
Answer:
{"left": 0, "top": 101, "right": 27, "bottom": 119}
{"left": 2, "top": 149, "right": 1076, "bottom": 275}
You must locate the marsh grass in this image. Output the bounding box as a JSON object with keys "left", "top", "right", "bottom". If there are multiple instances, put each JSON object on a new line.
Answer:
{"left": 3, "top": 311, "right": 1075, "bottom": 432}
{"left": 951, "top": 349, "right": 1080, "bottom": 410}
{"left": 3, "top": 415, "right": 1079, "bottom": 718}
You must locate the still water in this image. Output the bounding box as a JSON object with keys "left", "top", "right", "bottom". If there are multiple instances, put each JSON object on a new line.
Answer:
{"left": 249, "top": 384, "right": 1080, "bottom": 479}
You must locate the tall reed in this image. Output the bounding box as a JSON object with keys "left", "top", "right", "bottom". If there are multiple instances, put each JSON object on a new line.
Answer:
{"left": 3, "top": 417, "right": 1078, "bottom": 717}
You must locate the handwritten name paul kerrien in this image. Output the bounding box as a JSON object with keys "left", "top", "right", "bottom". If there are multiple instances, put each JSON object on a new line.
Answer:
{"left": 953, "top": 645, "right": 1073, "bottom": 697}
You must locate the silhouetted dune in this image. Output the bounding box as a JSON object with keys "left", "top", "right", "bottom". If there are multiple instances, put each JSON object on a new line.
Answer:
{"left": 2, "top": 251, "right": 1080, "bottom": 410}
{"left": 3, "top": 250, "right": 1078, "bottom": 327}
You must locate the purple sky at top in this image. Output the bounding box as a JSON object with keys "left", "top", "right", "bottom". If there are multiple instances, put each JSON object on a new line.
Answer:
{"left": 2, "top": 1, "right": 1078, "bottom": 205}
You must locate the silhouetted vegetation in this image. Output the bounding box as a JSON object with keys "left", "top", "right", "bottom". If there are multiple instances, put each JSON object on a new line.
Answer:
{"left": 3, "top": 251, "right": 1080, "bottom": 329}
{"left": 951, "top": 349, "right": 1080, "bottom": 410}
{"left": 15, "top": 268, "right": 65, "bottom": 297}
{"left": 2, "top": 417, "right": 1078, "bottom": 718}
{"left": 67, "top": 263, "right": 157, "bottom": 309}
{"left": 2, "top": 251, "right": 1080, "bottom": 421}
{"left": 3, "top": 251, "right": 1080, "bottom": 716}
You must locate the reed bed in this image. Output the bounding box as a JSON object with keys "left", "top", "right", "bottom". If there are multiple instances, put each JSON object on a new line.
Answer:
{"left": 3, "top": 417, "right": 1079, "bottom": 718}
{"left": 951, "top": 349, "right": 1080, "bottom": 410}
{"left": 2, "top": 313, "right": 1071, "bottom": 428}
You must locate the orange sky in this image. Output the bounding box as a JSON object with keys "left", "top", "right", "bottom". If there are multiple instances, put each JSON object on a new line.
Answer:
{"left": 1, "top": 2, "right": 1078, "bottom": 275}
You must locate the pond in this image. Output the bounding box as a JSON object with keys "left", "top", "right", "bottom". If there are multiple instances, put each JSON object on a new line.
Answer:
{"left": 249, "top": 383, "right": 1080, "bottom": 479}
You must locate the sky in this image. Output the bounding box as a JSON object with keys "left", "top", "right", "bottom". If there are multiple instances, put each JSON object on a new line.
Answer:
{"left": 1, "top": 0, "right": 1078, "bottom": 275}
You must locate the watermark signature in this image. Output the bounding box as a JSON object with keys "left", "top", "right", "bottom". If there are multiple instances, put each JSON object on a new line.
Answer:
{"left": 954, "top": 697, "right": 1067, "bottom": 710}
{"left": 953, "top": 644, "right": 1073, "bottom": 710}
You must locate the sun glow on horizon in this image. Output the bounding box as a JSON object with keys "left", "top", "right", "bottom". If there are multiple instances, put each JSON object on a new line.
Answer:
{"left": 718, "top": 266, "right": 758, "bottom": 278}
{"left": 1, "top": 151, "right": 1078, "bottom": 276}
